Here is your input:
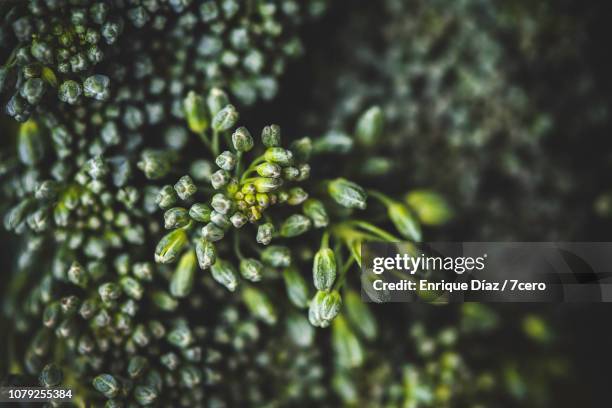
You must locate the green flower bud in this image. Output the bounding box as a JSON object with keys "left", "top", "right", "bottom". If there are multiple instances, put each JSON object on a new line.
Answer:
{"left": 84, "top": 156, "right": 108, "bottom": 179}
{"left": 240, "top": 258, "right": 263, "bottom": 282}
{"left": 303, "top": 199, "right": 329, "bottom": 228}
{"left": 167, "top": 326, "right": 194, "bottom": 351}
{"left": 280, "top": 214, "right": 311, "bottom": 238}
{"left": 207, "top": 88, "right": 229, "bottom": 116}
{"left": 345, "top": 290, "right": 377, "bottom": 340}
{"left": 253, "top": 177, "right": 283, "bottom": 193}
{"left": 328, "top": 178, "right": 367, "bottom": 210}
{"left": 179, "top": 366, "right": 202, "bottom": 388}
{"left": 155, "top": 228, "right": 188, "bottom": 264}
{"left": 261, "top": 245, "right": 291, "bottom": 268}
{"left": 152, "top": 291, "right": 178, "bottom": 311}
{"left": 183, "top": 91, "right": 209, "bottom": 133}
{"left": 308, "top": 290, "right": 342, "bottom": 328}
{"left": 256, "top": 222, "right": 275, "bottom": 245}
{"left": 98, "top": 282, "right": 121, "bottom": 303}
{"left": 170, "top": 251, "right": 197, "bottom": 298}
{"left": 164, "top": 207, "right": 190, "bottom": 229}
{"left": 174, "top": 175, "right": 197, "bottom": 200}
{"left": 282, "top": 166, "right": 300, "bottom": 180}
{"left": 232, "top": 127, "right": 254, "bottom": 152}
{"left": 405, "top": 190, "right": 454, "bottom": 226}
{"left": 291, "top": 137, "right": 312, "bottom": 162}
{"left": 313, "top": 131, "right": 353, "bottom": 154}
{"left": 256, "top": 193, "right": 270, "bottom": 208}
{"left": 355, "top": 106, "right": 384, "bottom": 146}
{"left": 388, "top": 202, "right": 421, "bottom": 242}
{"left": 190, "top": 160, "right": 214, "bottom": 181}
{"left": 138, "top": 150, "right": 172, "bottom": 180}
{"left": 134, "top": 385, "right": 158, "bottom": 405}
{"left": 283, "top": 267, "right": 310, "bottom": 308}
{"left": 39, "top": 364, "right": 62, "bottom": 387}
{"left": 156, "top": 185, "right": 177, "bottom": 209}
{"left": 67, "top": 261, "right": 88, "bottom": 288}
{"left": 120, "top": 277, "right": 144, "bottom": 300}
{"left": 83, "top": 74, "right": 110, "bottom": 101}
{"left": 93, "top": 374, "right": 120, "bottom": 398}
{"left": 242, "top": 287, "right": 277, "bottom": 325}
{"left": 195, "top": 239, "right": 216, "bottom": 269}
{"left": 286, "top": 313, "right": 315, "bottom": 347}
{"left": 128, "top": 356, "right": 148, "bottom": 378}
{"left": 215, "top": 150, "right": 237, "bottom": 171}
{"left": 43, "top": 302, "right": 61, "bottom": 328}
{"left": 261, "top": 124, "right": 281, "bottom": 147}
{"left": 211, "top": 169, "right": 230, "bottom": 189}
{"left": 313, "top": 248, "right": 337, "bottom": 291}
{"left": 230, "top": 212, "right": 248, "bottom": 228}
{"left": 58, "top": 80, "right": 82, "bottom": 104}
{"left": 18, "top": 120, "right": 44, "bottom": 166}
{"left": 211, "top": 193, "right": 234, "bottom": 214}
{"left": 264, "top": 147, "right": 293, "bottom": 166}
{"left": 332, "top": 315, "right": 364, "bottom": 368}
{"left": 189, "top": 203, "right": 212, "bottom": 222}
{"left": 210, "top": 260, "right": 239, "bottom": 291}
{"left": 362, "top": 157, "right": 394, "bottom": 176}
{"left": 256, "top": 162, "right": 282, "bottom": 178}
{"left": 20, "top": 77, "right": 46, "bottom": 104}
{"left": 287, "top": 187, "right": 309, "bottom": 205}
{"left": 201, "top": 222, "right": 225, "bottom": 242}
{"left": 212, "top": 104, "right": 239, "bottom": 131}
{"left": 210, "top": 211, "right": 231, "bottom": 229}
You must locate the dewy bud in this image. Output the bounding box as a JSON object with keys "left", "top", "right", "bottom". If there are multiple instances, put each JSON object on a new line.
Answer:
{"left": 283, "top": 266, "right": 310, "bottom": 309}
{"left": 189, "top": 203, "right": 212, "bottom": 222}
{"left": 287, "top": 313, "right": 315, "bottom": 347}
{"left": 211, "top": 193, "right": 234, "bottom": 214}
{"left": 355, "top": 106, "right": 384, "bottom": 147}
{"left": 256, "top": 222, "right": 275, "bottom": 245}
{"left": 212, "top": 104, "right": 239, "bottom": 132}
{"left": 309, "top": 290, "right": 342, "bottom": 328}
{"left": 264, "top": 147, "right": 293, "bottom": 166}
{"left": 195, "top": 239, "right": 216, "bottom": 269}
{"left": 155, "top": 228, "right": 188, "bottom": 264}
{"left": 303, "top": 199, "right": 329, "bottom": 228}
{"left": 261, "top": 245, "right": 291, "bottom": 268}
{"left": 170, "top": 250, "right": 197, "bottom": 297}
{"left": 287, "top": 187, "right": 309, "bottom": 205}
{"left": 210, "top": 260, "right": 239, "bottom": 291}
{"left": 201, "top": 222, "right": 225, "bottom": 242}
{"left": 261, "top": 124, "right": 281, "bottom": 147}
{"left": 313, "top": 248, "right": 337, "bottom": 291}
{"left": 345, "top": 290, "right": 377, "bottom": 340}
{"left": 232, "top": 127, "right": 254, "bottom": 152}
{"left": 18, "top": 120, "right": 44, "bottom": 166}
{"left": 313, "top": 131, "right": 353, "bottom": 154}
{"left": 230, "top": 212, "right": 248, "bottom": 228}
{"left": 215, "top": 151, "right": 237, "bottom": 171}
{"left": 211, "top": 169, "right": 230, "bottom": 189}
{"left": 388, "top": 202, "right": 422, "bottom": 242}
{"left": 280, "top": 214, "right": 311, "bottom": 238}
{"left": 156, "top": 185, "right": 177, "bottom": 209}
{"left": 328, "top": 178, "right": 367, "bottom": 210}
{"left": 174, "top": 175, "right": 197, "bottom": 200}
{"left": 120, "top": 277, "right": 144, "bottom": 300}
{"left": 253, "top": 177, "right": 283, "bottom": 193}
{"left": 240, "top": 258, "right": 263, "bottom": 282}
{"left": 93, "top": 374, "right": 120, "bottom": 398}
{"left": 83, "top": 74, "right": 110, "bottom": 101}
{"left": 138, "top": 150, "right": 172, "bottom": 180}
{"left": 256, "top": 162, "right": 282, "bottom": 178}
{"left": 207, "top": 88, "right": 229, "bottom": 116}
{"left": 242, "top": 287, "right": 277, "bottom": 325}
{"left": 58, "top": 80, "right": 82, "bottom": 104}
{"left": 183, "top": 91, "right": 209, "bottom": 133}
{"left": 164, "top": 207, "right": 190, "bottom": 229}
